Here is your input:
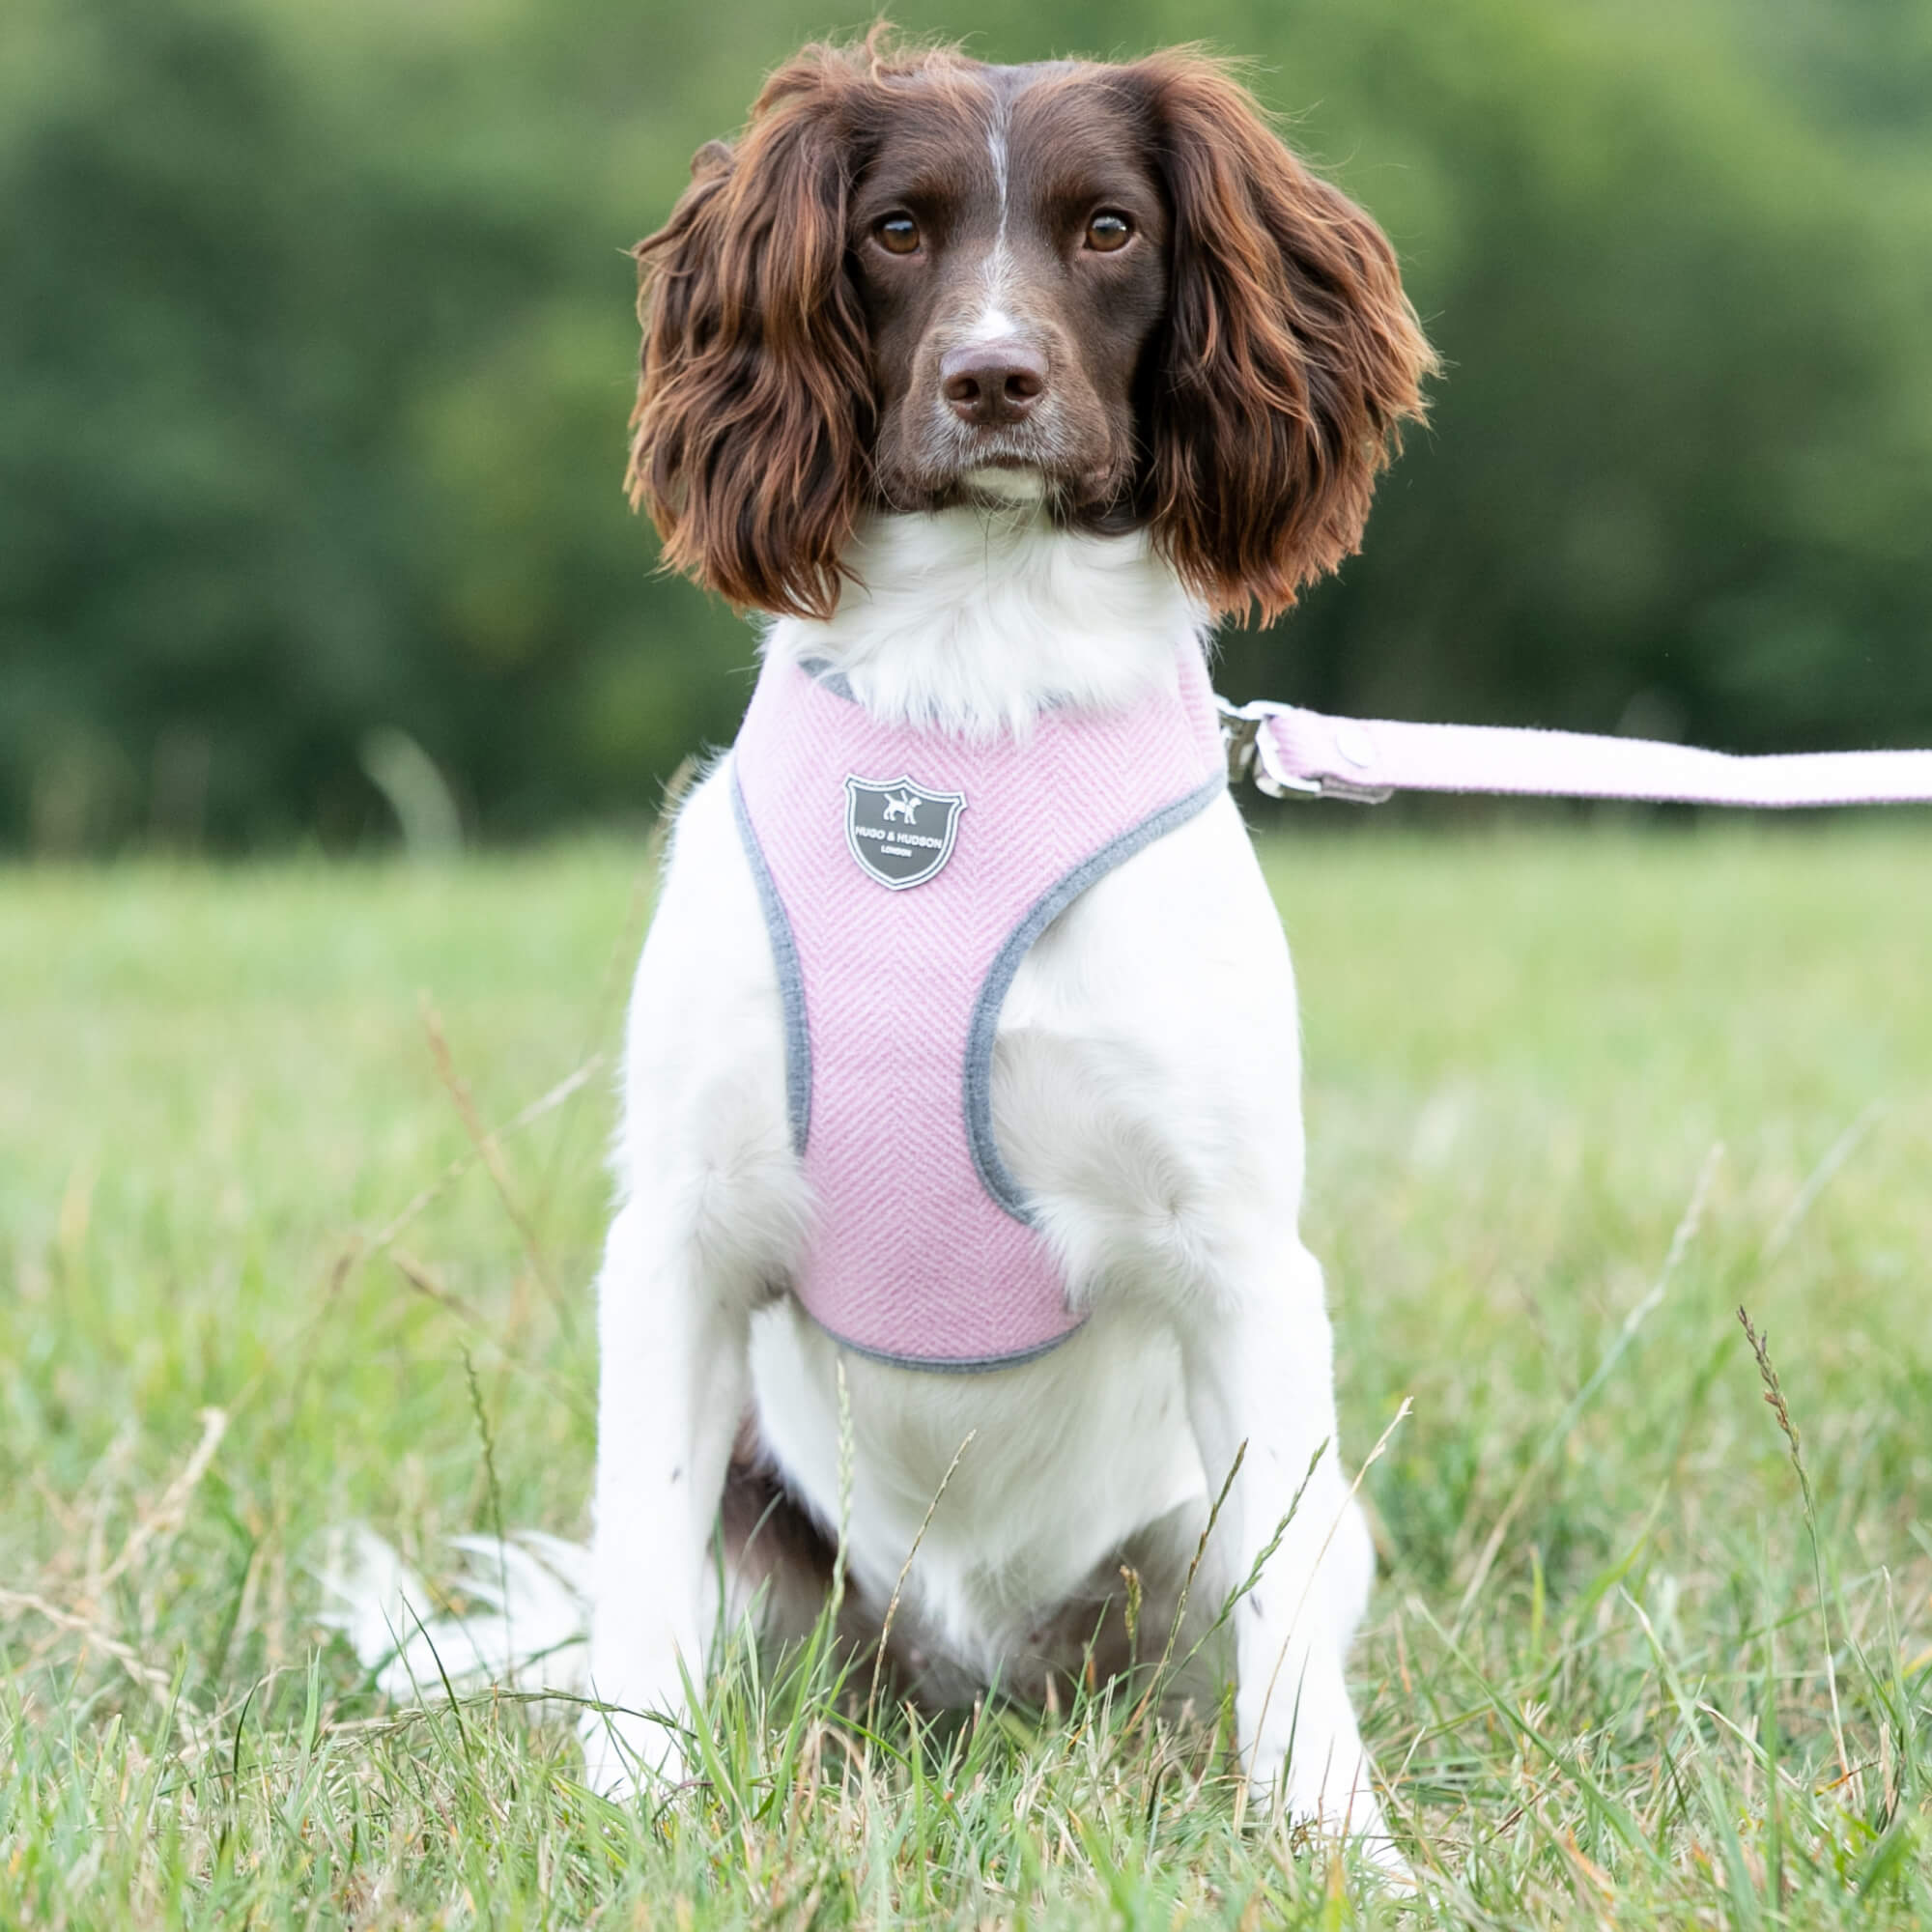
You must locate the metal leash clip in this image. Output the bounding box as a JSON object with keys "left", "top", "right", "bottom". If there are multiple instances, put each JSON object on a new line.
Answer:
{"left": 1215, "top": 696, "right": 1392, "bottom": 803}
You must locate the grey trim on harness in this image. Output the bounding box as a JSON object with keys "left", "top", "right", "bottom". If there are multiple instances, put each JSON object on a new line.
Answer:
{"left": 964, "top": 770, "right": 1228, "bottom": 1223}
{"left": 730, "top": 765, "right": 812, "bottom": 1154}
{"left": 801, "top": 654, "right": 1086, "bottom": 717}
{"left": 796, "top": 655, "right": 857, "bottom": 702}
{"left": 804, "top": 1314, "right": 1085, "bottom": 1376}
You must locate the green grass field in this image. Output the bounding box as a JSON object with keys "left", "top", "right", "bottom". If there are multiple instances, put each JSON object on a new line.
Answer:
{"left": 3, "top": 826, "right": 1929, "bottom": 1927}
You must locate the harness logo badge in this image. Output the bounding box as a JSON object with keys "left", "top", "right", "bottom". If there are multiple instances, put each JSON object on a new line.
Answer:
{"left": 843, "top": 775, "right": 966, "bottom": 890}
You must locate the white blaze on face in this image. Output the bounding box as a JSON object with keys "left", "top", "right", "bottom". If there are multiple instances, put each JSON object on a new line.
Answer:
{"left": 957, "top": 98, "right": 1020, "bottom": 351}
{"left": 950, "top": 92, "right": 1048, "bottom": 506}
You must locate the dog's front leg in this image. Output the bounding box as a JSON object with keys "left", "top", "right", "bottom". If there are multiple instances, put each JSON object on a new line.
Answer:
{"left": 580, "top": 1198, "right": 749, "bottom": 1797}
{"left": 1181, "top": 1248, "right": 1389, "bottom": 1850}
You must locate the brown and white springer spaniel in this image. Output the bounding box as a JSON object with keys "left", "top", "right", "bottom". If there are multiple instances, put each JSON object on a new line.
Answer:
{"left": 343, "top": 32, "right": 1435, "bottom": 1865}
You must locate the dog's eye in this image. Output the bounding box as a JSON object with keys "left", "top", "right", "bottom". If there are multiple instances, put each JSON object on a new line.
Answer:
{"left": 875, "top": 213, "right": 922, "bottom": 256}
{"left": 1084, "top": 211, "right": 1133, "bottom": 252}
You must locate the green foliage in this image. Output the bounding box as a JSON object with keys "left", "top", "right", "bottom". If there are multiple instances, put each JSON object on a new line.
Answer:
{"left": 5, "top": 0, "right": 1932, "bottom": 848}
{"left": 3, "top": 831, "right": 1929, "bottom": 1920}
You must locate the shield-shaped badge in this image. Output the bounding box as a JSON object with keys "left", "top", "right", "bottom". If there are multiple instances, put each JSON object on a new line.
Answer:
{"left": 843, "top": 774, "right": 967, "bottom": 890}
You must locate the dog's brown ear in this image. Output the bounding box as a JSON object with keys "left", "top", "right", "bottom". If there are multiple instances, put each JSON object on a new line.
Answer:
{"left": 628, "top": 52, "right": 872, "bottom": 618}
{"left": 1130, "top": 54, "right": 1436, "bottom": 625}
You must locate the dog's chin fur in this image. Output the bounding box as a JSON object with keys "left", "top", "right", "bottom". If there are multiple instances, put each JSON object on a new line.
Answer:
{"left": 957, "top": 464, "right": 1050, "bottom": 505}
{"left": 765, "top": 507, "right": 1209, "bottom": 740}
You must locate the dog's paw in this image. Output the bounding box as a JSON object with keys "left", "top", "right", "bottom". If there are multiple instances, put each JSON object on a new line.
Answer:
{"left": 578, "top": 1704, "right": 690, "bottom": 1801}
{"left": 1248, "top": 1748, "right": 1409, "bottom": 1879}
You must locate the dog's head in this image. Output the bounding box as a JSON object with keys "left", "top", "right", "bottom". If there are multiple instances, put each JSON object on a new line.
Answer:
{"left": 629, "top": 33, "right": 1435, "bottom": 624}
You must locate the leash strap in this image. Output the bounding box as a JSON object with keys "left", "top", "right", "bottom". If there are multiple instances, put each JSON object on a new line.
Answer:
{"left": 1217, "top": 698, "right": 1932, "bottom": 810}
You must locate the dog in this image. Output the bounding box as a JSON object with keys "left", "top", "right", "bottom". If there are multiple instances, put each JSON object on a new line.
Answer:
{"left": 582, "top": 32, "right": 1435, "bottom": 1851}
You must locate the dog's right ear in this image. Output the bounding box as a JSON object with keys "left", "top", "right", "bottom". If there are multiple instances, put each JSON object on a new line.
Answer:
{"left": 628, "top": 53, "right": 872, "bottom": 619}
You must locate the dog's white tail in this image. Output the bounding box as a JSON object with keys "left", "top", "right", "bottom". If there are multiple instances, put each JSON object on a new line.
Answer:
{"left": 314, "top": 1524, "right": 589, "bottom": 1700}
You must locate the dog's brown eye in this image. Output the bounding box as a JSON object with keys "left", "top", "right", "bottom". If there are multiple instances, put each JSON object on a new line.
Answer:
{"left": 875, "top": 213, "right": 922, "bottom": 255}
{"left": 1085, "top": 211, "right": 1132, "bottom": 252}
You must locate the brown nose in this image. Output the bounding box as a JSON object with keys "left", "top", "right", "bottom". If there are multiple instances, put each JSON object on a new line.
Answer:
{"left": 940, "top": 340, "right": 1048, "bottom": 425}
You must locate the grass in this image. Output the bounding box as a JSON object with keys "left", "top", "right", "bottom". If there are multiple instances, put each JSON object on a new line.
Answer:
{"left": 2, "top": 822, "right": 1929, "bottom": 1927}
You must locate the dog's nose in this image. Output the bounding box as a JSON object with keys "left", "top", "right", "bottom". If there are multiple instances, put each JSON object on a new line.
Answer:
{"left": 940, "top": 341, "right": 1048, "bottom": 425}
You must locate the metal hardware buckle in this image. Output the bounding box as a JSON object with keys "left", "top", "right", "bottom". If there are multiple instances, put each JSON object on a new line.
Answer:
{"left": 1216, "top": 696, "right": 1265, "bottom": 786}
{"left": 1216, "top": 696, "right": 1391, "bottom": 803}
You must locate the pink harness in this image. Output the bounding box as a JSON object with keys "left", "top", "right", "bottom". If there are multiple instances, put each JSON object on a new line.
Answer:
{"left": 733, "top": 646, "right": 1931, "bottom": 1374}
{"left": 732, "top": 645, "right": 1225, "bottom": 1371}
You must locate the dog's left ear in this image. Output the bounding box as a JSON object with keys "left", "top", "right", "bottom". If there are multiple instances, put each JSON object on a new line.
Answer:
{"left": 1129, "top": 55, "right": 1436, "bottom": 625}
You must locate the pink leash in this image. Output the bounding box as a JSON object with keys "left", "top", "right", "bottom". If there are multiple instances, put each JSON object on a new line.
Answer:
{"left": 1217, "top": 698, "right": 1932, "bottom": 809}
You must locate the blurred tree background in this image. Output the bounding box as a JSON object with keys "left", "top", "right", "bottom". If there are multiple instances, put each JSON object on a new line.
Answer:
{"left": 5, "top": 0, "right": 1930, "bottom": 851}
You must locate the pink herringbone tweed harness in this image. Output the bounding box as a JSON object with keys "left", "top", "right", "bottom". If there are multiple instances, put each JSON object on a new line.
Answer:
{"left": 732, "top": 644, "right": 1226, "bottom": 1371}
{"left": 734, "top": 643, "right": 1931, "bottom": 1374}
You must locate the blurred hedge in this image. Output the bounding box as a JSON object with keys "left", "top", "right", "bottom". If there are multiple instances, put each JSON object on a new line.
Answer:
{"left": 5, "top": 0, "right": 1930, "bottom": 850}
